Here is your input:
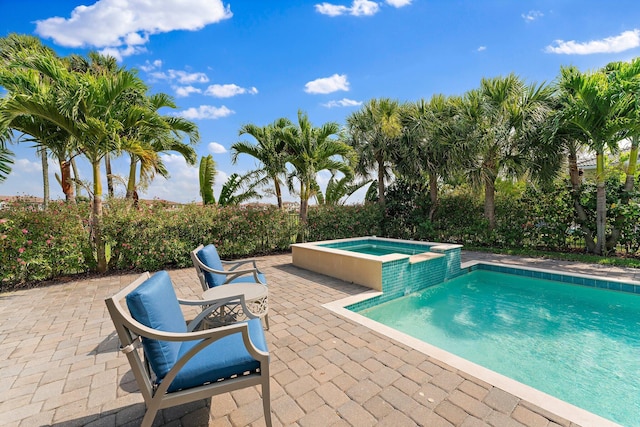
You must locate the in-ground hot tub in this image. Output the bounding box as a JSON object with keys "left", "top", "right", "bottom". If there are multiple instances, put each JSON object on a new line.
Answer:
{"left": 291, "top": 237, "right": 462, "bottom": 299}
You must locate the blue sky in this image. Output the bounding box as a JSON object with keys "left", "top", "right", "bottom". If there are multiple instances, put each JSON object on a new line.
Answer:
{"left": 1, "top": 0, "right": 640, "bottom": 204}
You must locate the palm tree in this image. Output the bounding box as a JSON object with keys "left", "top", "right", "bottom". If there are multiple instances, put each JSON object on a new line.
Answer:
{"left": 1, "top": 50, "right": 147, "bottom": 271}
{"left": 400, "top": 95, "right": 467, "bottom": 220}
{"left": 279, "top": 110, "right": 355, "bottom": 224}
{"left": 0, "top": 128, "right": 13, "bottom": 182}
{"left": 217, "top": 172, "right": 263, "bottom": 206}
{"left": 199, "top": 154, "right": 216, "bottom": 205}
{"left": 557, "top": 65, "right": 632, "bottom": 254}
{"left": 232, "top": 117, "right": 291, "bottom": 209}
{"left": 0, "top": 34, "right": 78, "bottom": 200}
{"left": 462, "top": 74, "right": 555, "bottom": 230}
{"left": 121, "top": 93, "right": 199, "bottom": 200}
{"left": 346, "top": 98, "right": 402, "bottom": 207}
{"left": 315, "top": 171, "right": 372, "bottom": 205}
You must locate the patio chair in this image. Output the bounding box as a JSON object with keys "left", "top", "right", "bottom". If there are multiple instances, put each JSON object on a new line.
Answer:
{"left": 191, "top": 244, "right": 267, "bottom": 291}
{"left": 105, "top": 271, "right": 271, "bottom": 427}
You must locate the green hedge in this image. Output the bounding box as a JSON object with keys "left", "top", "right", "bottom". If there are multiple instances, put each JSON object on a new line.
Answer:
{"left": 0, "top": 201, "right": 92, "bottom": 288}
{"left": 1, "top": 200, "right": 298, "bottom": 290}
{"left": 2, "top": 179, "right": 639, "bottom": 290}
{"left": 306, "top": 204, "right": 383, "bottom": 241}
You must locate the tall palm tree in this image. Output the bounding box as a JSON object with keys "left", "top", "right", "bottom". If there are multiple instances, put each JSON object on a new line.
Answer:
{"left": 400, "top": 95, "right": 466, "bottom": 220}
{"left": 121, "top": 92, "right": 199, "bottom": 199}
{"left": 1, "top": 50, "right": 147, "bottom": 271}
{"left": 232, "top": 117, "right": 292, "bottom": 209}
{"left": 279, "top": 110, "right": 355, "bottom": 224}
{"left": 557, "top": 65, "right": 632, "bottom": 254}
{"left": 346, "top": 98, "right": 402, "bottom": 207}
{"left": 0, "top": 34, "right": 78, "bottom": 200}
{"left": 462, "top": 74, "right": 555, "bottom": 230}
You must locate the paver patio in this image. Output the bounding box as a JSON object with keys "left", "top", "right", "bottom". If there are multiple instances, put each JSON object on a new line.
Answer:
{"left": 2, "top": 251, "right": 637, "bottom": 426}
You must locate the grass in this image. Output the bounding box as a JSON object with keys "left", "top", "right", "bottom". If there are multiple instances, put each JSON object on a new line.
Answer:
{"left": 465, "top": 246, "right": 640, "bottom": 269}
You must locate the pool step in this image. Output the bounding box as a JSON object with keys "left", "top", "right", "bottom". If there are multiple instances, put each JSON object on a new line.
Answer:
{"left": 409, "top": 252, "right": 444, "bottom": 264}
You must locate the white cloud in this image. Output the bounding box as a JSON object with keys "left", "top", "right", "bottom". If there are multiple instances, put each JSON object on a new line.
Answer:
{"left": 315, "top": 0, "right": 379, "bottom": 17}
{"left": 174, "top": 85, "right": 202, "bottom": 97}
{"left": 139, "top": 59, "right": 162, "bottom": 72}
{"left": 204, "top": 84, "right": 259, "bottom": 98}
{"left": 305, "top": 74, "right": 350, "bottom": 94}
{"left": 522, "top": 10, "right": 543, "bottom": 22}
{"left": 477, "top": 46, "right": 487, "bottom": 52}
{"left": 208, "top": 142, "right": 227, "bottom": 154}
{"left": 385, "top": 0, "right": 412, "bottom": 7}
{"left": 322, "top": 98, "right": 362, "bottom": 108}
{"left": 545, "top": 29, "right": 640, "bottom": 55}
{"left": 175, "top": 105, "right": 234, "bottom": 120}
{"left": 34, "top": 0, "right": 232, "bottom": 60}
{"left": 14, "top": 158, "right": 44, "bottom": 174}
{"left": 151, "top": 69, "right": 209, "bottom": 84}
{"left": 99, "top": 45, "right": 147, "bottom": 61}
{"left": 315, "top": 3, "right": 349, "bottom": 16}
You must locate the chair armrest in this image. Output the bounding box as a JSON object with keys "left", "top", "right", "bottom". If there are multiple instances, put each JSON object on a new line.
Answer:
{"left": 197, "top": 262, "right": 264, "bottom": 285}
{"left": 178, "top": 294, "right": 259, "bottom": 331}
{"left": 222, "top": 259, "right": 260, "bottom": 271}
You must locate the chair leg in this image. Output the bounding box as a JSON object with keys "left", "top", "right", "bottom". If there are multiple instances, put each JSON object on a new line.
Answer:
{"left": 141, "top": 407, "right": 159, "bottom": 427}
{"left": 262, "top": 377, "right": 272, "bottom": 427}
{"left": 263, "top": 313, "right": 270, "bottom": 330}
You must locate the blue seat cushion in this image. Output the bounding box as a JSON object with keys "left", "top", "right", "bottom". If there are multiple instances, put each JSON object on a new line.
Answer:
{"left": 196, "top": 244, "right": 225, "bottom": 287}
{"left": 126, "top": 271, "right": 186, "bottom": 380}
{"left": 166, "top": 318, "right": 268, "bottom": 392}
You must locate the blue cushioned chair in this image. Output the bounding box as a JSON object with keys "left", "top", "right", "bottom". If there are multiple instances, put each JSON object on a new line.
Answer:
{"left": 105, "top": 271, "right": 271, "bottom": 427}
{"left": 191, "top": 244, "right": 267, "bottom": 291}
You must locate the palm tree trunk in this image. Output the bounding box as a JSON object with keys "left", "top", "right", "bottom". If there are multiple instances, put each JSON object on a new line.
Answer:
{"left": 40, "top": 148, "right": 49, "bottom": 209}
{"left": 273, "top": 176, "right": 283, "bottom": 210}
{"left": 59, "top": 159, "right": 76, "bottom": 204}
{"left": 71, "top": 158, "right": 81, "bottom": 200}
{"left": 595, "top": 153, "right": 606, "bottom": 255}
{"left": 105, "top": 153, "right": 114, "bottom": 198}
{"left": 624, "top": 137, "right": 638, "bottom": 192}
{"left": 377, "top": 156, "right": 385, "bottom": 207}
{"left": 567, "top": 148, "right": 596, "bottom": 252}
{"left": 126, "top": 156, "right": 137, "bottom": 199}
{"left": 92, "top": 160, "right": 107, "bottom": 273}
{"left": 484, "top": 176, "right": 496, "bottom": 230}
{"left": 296, "top": 182, "right": 308, "bottom": 243}
{"left": 428, "top": 172, "right": 438, "bottom": 221}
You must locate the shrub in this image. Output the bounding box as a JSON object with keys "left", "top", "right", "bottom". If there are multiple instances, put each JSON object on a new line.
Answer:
{"left": 306, "top": 204, "right": 383, "bottom": 241}
{"left": 0, "top": 199, "right": 91, "bottom": 290}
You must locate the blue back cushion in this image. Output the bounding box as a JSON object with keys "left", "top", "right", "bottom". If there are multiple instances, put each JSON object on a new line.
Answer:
{"left": 196, "top": 244, "right": 225, "bottom": 287}
{"left": 126, "top": 271, "right": 186, "bottom": 380}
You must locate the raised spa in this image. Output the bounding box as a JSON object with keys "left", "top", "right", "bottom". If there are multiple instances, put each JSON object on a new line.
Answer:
{"left": 291, "top": 237, "right": 462, "bottom": 301}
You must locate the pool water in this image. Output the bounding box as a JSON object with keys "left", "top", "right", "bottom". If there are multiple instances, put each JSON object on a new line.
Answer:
{"left": 358, "top": 270, "right": 640, "bottom": 426}
{"left": 341, "top": 244, "right": 423, "bottom": 256}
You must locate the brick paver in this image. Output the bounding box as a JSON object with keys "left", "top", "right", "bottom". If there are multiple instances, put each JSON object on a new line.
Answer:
{"left": 0, "top": 251, "right": 632, "bottom": 426}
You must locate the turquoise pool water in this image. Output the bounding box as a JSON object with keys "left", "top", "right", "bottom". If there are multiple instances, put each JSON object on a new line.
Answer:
{"left": 357, "top": 270, "right": 640, "bottom": 426}
{"left": 339, "top": 244, "right": 423, "bottom": 256}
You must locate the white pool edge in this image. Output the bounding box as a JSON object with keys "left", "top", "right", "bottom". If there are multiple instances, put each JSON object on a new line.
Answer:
{"left": 322, "top": 263, "right": 624, "bottom": 427}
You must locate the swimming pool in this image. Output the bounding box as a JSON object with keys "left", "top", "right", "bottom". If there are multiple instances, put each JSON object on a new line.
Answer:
{"left": 292, "top": 237, "right": 462, "bottom": 293}
{"left": 353, "top": 268, "right": 640, "bottom": 426}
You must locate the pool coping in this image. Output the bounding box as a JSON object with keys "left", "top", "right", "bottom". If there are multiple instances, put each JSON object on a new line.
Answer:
{"left": 322, "top": 260, "right": 627, "bottom": 427}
